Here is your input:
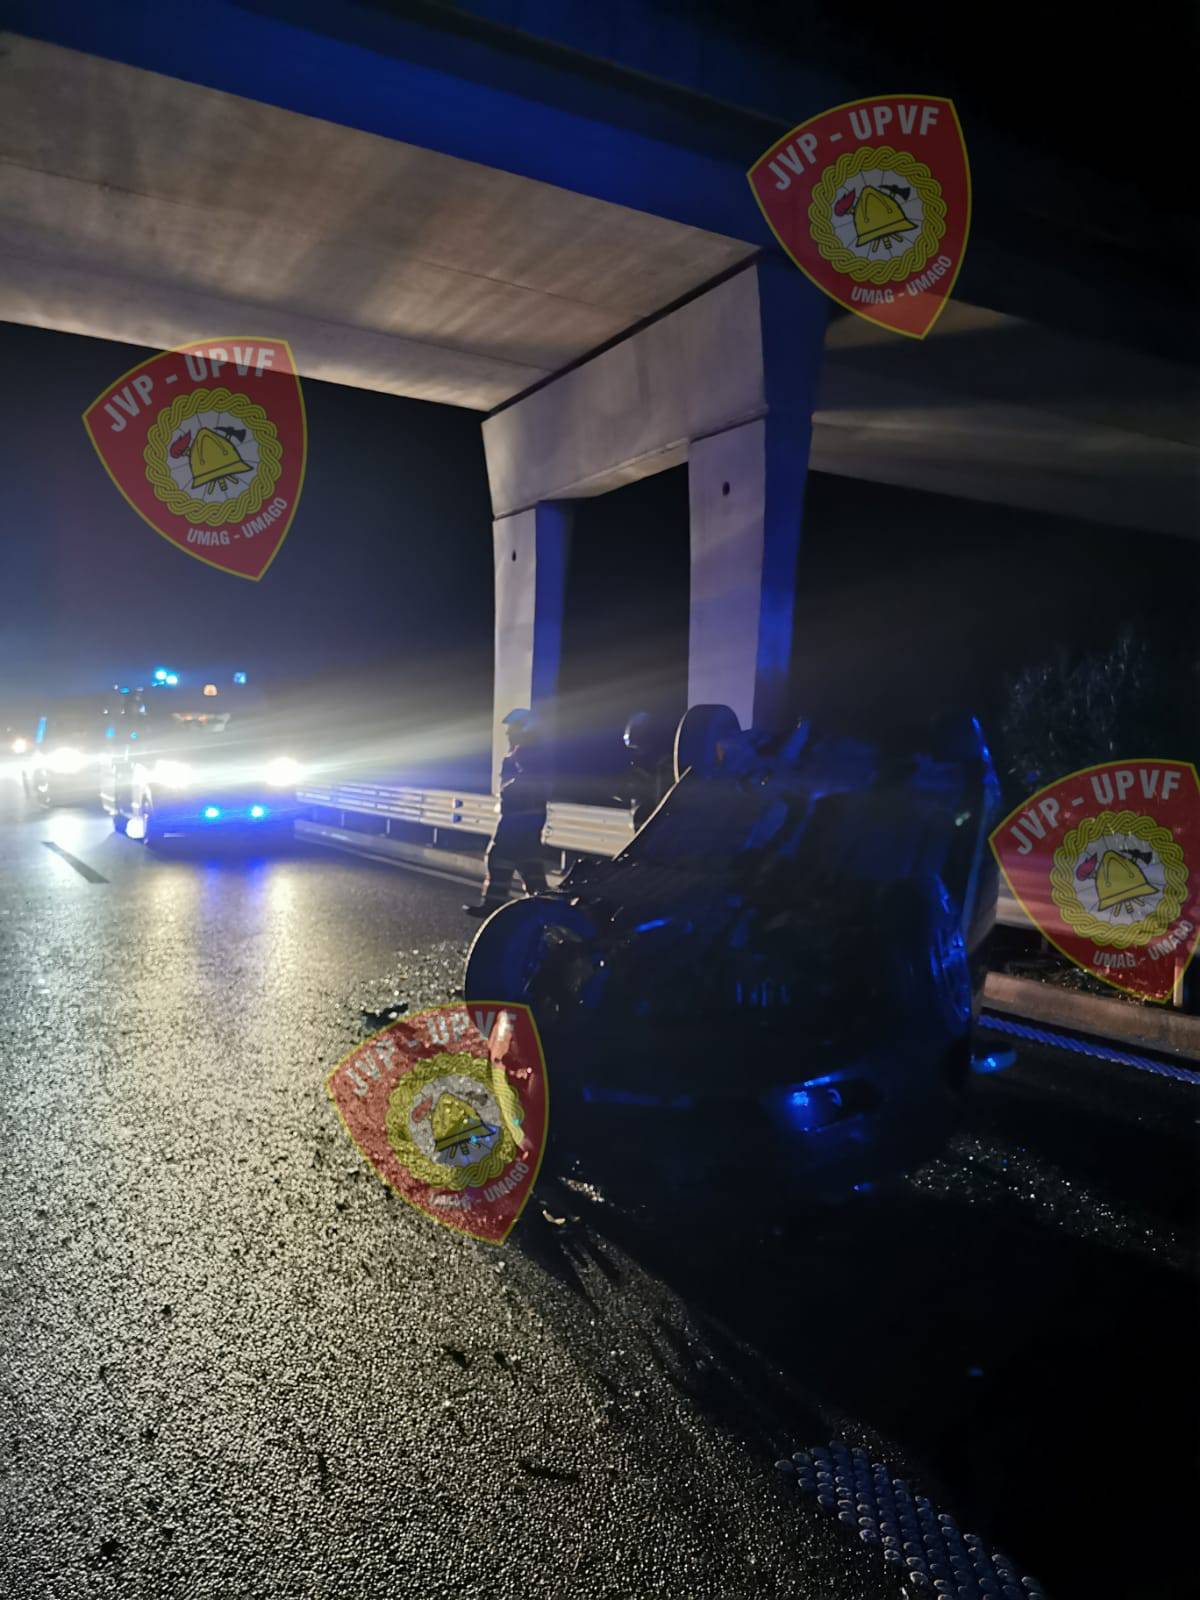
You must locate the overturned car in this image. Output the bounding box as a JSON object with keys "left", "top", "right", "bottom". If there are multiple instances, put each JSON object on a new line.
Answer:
{"left": 465, "top": 706, "right": 1001, "bottom": 1206}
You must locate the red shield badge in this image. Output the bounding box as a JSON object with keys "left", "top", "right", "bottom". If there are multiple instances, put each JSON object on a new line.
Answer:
{"left": 83, "top": 338, "right": 306, "bottom": 580}
{"left": 991, "top": 762, "right": 1200, "bottom": 1003}
{"left": 748, "top": 96, "right": 971, "bottom": 338}
{"left": 326, "top": 1004, "right": 548, "bottom": 1244}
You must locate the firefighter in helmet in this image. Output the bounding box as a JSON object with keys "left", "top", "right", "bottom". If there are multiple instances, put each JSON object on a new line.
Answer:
{"left": 613, "top": 711, "right": 674, "bottom": 834}
{"left": 464, "top": 709, "right": 549, "bottom": 918}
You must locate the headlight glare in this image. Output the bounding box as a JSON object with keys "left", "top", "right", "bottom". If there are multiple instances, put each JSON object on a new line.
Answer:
{"left": 151, "top": 759, "right": 193, "bottom": 788}
{"left": 264, "top": 757, "right": 303, "bottom": 787}
{"left": 47, "top": 746, "right": 87, "bottom": 774}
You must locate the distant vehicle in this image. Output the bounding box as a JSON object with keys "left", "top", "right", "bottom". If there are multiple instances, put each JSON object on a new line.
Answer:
{"left": 101, "top": 689, "right": 307, "bottom": 844}
{"left": 5, "top": 722, "right": 34, "bottom": 756}
{"left": 21, "top": 700, "right": 111, "bottom": 806}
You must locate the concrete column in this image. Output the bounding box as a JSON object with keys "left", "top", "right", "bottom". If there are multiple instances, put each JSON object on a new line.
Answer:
{"left": 687, "top": 260, "right": 826, "bottom": 731}
{"left": 492, "top": 501, "right": 570, "bottom": 788}
{"left": 483, "top": 259, "right": 826, "bottom": 751}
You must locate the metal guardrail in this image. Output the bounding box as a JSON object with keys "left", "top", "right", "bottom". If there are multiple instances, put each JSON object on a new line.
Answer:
{"left": 544, "top": 800, "right": 635, "bottom": 856}
{"left": 297, "top": 784, "right": 494, "bottom": 832}
{"left": 297, "top": 783, "right": 635, "bottom": 858}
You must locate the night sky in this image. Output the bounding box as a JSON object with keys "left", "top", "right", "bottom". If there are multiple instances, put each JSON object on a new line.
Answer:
{"left": 0, "top": 321, "right": 495, "bottom": 706}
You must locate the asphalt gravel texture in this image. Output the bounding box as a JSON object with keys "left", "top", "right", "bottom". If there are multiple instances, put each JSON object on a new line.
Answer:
{"left": 0, "top": 775, "right": 1195, "bottom": 1600}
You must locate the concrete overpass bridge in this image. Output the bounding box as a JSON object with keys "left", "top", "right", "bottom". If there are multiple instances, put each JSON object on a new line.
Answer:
{"left": 2, "top": 0, "right": 1195, "bottom": 774}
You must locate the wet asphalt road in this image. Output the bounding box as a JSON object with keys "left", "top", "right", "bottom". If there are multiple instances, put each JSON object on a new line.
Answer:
{"left": 0, "top": 773, "right": 1195, "bottom": 1600}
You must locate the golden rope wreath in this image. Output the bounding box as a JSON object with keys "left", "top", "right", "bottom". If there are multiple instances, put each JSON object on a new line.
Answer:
{"left": 143, "top": 386, "right": 283, "bottom": 527}
{"left": 808, "top": 145, "right": 947, "bottom": 285}
{"left": 1049, "top": 809, "right": 1187, "bottom": 948}
{"left": 385, "top": 1051, "right": 523, "bottom": 1191}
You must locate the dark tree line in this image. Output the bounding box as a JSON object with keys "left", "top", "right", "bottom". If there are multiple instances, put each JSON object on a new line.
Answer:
{"left": 996, "top": 628, "right": 1198, "bottom": 804}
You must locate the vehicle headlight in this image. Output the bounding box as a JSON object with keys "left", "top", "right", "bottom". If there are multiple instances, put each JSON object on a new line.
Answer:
{"left": 263, "top": 756, "right": 303, "bottom": 787}
{"left": 11, "top": 737, "right": 28, "bottom": 755}
{"left": 151, "top": 759, "right": 193, "bottom": 788}
{"left": 47, "top": 746, "right": 87, "bottom": 774}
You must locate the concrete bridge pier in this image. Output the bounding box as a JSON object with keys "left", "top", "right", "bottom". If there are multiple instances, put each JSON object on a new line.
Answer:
{"left": 491, "top": 502, "right": 570, "bottom": 783}
{"left": 484, "top": 260, "right": 827, "bottom": 785}
{"left": 687, "top": 260, "right": 825, "bottom": 732}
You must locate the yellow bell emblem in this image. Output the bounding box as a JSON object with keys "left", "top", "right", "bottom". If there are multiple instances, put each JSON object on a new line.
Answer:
{"left": 853, "top": 185, "right": 917, "bottom": 247}
{"left": 1094, "top": 850, "right": 1155, "bottom": 912}
{"left": 189, "top": 426, "right": 252, "bottom": 492}
{"left": 432, "top": 1092, "right": 490, "bottom": 1155}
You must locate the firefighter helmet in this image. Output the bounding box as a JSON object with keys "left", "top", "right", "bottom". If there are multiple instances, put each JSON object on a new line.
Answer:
{"left": 1094, "top": 849, "right": 1155, "bottom": 912}
{"left": 853, "top": 186, "right": 917, "bottom": 246}
{"left": 623, "top": 711, "right": 653, "bottom": 751}
{"left": 431, "top": 1092, "right": 490, "bottom": 1156}
{"left": 189, "top": 427, "right": 252, "bottom": 490}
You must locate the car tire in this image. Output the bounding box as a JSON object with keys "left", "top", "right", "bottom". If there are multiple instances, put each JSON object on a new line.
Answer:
{"left": 112, "top": 812, "right": 128, "bottom": 835}
{"left": 673, "top": 703, "right": 741, "bottom": 782}
{"left": 140, "top": 797, "right": 161, "bottom": 848}
{"left": 465, "top": 896, "right": 598, "bottom": 1015}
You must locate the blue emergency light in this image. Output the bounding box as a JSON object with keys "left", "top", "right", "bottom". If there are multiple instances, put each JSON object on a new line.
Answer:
{"left": 233, "top": 671, "right": 247, "bottom": 685}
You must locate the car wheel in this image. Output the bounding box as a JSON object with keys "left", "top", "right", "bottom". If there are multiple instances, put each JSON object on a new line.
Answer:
{"left": 673, "top": 703, "right": 741, "bottom": 782}
{"left": 465, "top": 896, "right": 598, "bottom": 1020}
{"left": 465, "top": 895, "right": 603, "bottom": 1162}
{"left": 140, "top": 797, "right": 161, "bottom": 848}
{"left": 112, "top": 812, "right": 128, "bottom": 836}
